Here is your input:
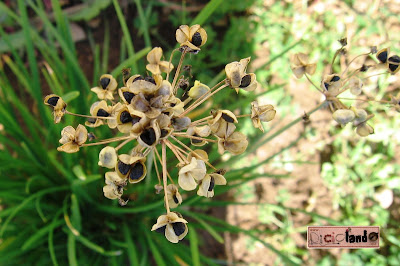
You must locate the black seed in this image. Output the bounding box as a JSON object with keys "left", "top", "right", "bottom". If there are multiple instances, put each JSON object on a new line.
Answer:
{"left": 324, "top": 82, "right": 330, "bottom": 90}
{"left": 173, "top": 195, "right": 179, "bottom": 204}
{"left": 389, "top": 64, "right": 399, "bottom": 72}
{"left": 221, "top": 113, "right": 235, "bottom": 123}
{"left": 118, "top": 161, "right": 130, "bottom": 176}
{"left": 192, "top": 134, "right": 202, "bottom": 144}
{"left": 132, "top": 116, "right": 141, "bottom": 125}
{"left": 208, "top": 176, "right": 215, "bottom": 191}
{"left": 239, "top": 74, "right": 252, "bottom": 88}
{"left": 155, "top": 225, "right": 166, "bottom": 234}
{"left": 164, "top": 112, "right": 170, "bottom": 116}
{"left": 191, "top": 32, "right": 202, "bottom": 47}
{"left": 175, "top": 212, "right": 183, "bottom": 218}
{"left": 172, "top": 222, "right": 186, "bottom": 236}
{"left": 389, "top": 55, "right": 400, "bottom": 63}
{"left": 87, "top": 118, "right": 96, "bottom": 124}
{"left": 170, "top": 103, "right": 176, "bottom": 107}
{"left": 123, "top": 91, "right": 135, "bottom": 103}
{"left": 145, "top": 76, "right": 156, "bottom": 85}
{"left": 97, "top": 108, "right": 110, "bottom": 117}
{"left": 388, "top": 55, "right": 400, "bottom": 72}
{"left": 160, "top": 129, "right": 169, "bottom": 138}
{"left": 129, "top": 163, "right": 144, "bottom": 180}
{"left": 100, "top": 77, "right": 110, "bottom": 89}
{"left": 133, "top": 75, "right": 144, "bottom": 82}
{"left": 330, "top": 75, "right": 340, "bottom": 82}
{"left": 47, "top": 96, "right": 59, "bottom": 106}
{"left": 120, "top": 111, "right": 132, "bottom": 123}
{"left": 140, "top": 128, "right": 157, "bottom": 146}
{"left": 377, "top": 50, "right": 388, "bottom": 63}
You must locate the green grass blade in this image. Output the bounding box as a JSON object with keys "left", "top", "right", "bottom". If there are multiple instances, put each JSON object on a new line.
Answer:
{"left": 123, "top": 223, "right": 139, "bottom": 266}
{"left": 188, "top": 225, "right": 201, "bottom": 266}
{"left": 191, "top": 0, "right": 223, "bottom": 25}
{"left": 70, "top": 194, "right": 82, "bottom": 232}
{"left": 68, "top": 232, "right": 78, "bottom": 266}
{"left": 22, "top": 220, "right": 64, "bottom": 251}
{"left": 0, "top": 186, "right": 69, "bottom": 237}
{"left": 111, "top": 48, "right": 151, "bottom": 78}
{"left": 134, "top": 0, "right": 151, "bottom": 47}
{"left": 186, "top": 212, "right": 224, "bottom": 244}
{"left": 112, "top": 0, "right": 137, "bottom": 73}
{"left": 17, "top": 0, "right": 46, "bottom": 123}
{"left": 144, "top": 228, "right": 166, "bottom": 266}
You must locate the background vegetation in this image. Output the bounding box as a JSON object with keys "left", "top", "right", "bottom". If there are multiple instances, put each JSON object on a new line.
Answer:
{"left": 0, "top": 0, "right": 399, "bottom": 265}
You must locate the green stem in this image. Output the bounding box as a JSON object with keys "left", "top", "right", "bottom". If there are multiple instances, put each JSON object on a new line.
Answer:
{"left": 112, "top": 0, "right": 137, "bottom": 73}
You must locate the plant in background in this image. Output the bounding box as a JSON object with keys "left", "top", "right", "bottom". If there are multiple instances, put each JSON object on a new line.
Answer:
{"left": 291, "top": 39, "right": 400, "bottom": 136}
{"left": 44, "top": 24, "right": 276, "bottom": 243}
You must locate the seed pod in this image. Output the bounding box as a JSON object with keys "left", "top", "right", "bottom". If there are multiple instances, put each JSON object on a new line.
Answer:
{"left": 388, "top": 55, "right": 400, "bottom": 74}
{"left": 332, "top": 109, "right": 355, "bottom": 125}
{"left": 98, "top": 146, "right": 118, "bottom": 169}
{"left": 356, "top": 123, "right": 374, "bottom": 137}
{"left": 188, "top": 81, "right": 210, "bottom": 99}
{"left": 376, "top": 47, "right": 389, "bottom": 64}
{"left": 349, "top": 77, "right": 363, "bottom": 96}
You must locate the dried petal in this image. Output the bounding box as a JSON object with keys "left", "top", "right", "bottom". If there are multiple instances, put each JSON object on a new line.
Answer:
{"left": 98, "top": 146, "right": 118, "bottom": 169}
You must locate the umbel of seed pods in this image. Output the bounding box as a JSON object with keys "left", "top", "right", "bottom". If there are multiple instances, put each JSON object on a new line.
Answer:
{"left": 44, "top": 24, "right": 276, "bottom": 243}
{"left": 290, "top": 39, "right": 400, "bottom": 136}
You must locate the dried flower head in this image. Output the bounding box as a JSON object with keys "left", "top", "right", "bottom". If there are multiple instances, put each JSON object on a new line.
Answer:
{"left": 91, "top": 74, "right": 117, "bottom": 100}
{"left": 322, "top": 74, "right": 342, "bottom": 94}
{"left": 197, "top": 172, "right": 226, "bottom": 198}
{"left": 291, "top": 41, "right": 399, "bottom": 138}
{"left": 186, "top": 125, "right": 211, "bottom": 146}
{"left": 218, "top": 131, "right": 248, "bottom": 155}
{"left": 116, "top": 154, "right": 147, "bottom": 183}
{"left": 146, "top": 47, "right": 174, "bottom": 75}
{"left": 209, "top": 110, "right": 237, "bottom": 138}
{"left": 57, "top": 124, "right": 87, "bottom": 153}
{"left": 103, "top": 171, "right": 127, "bottom": 200}
{"left": 46, "top": 24, "right": 276, "bottom": 242}
{"left": 225, "top": 57, "right": 258, "bottom": 93}
{"left": 290, "top": 53, "right": 317, "bottom": 79}
{"left": 166, "top": 184, "right": 182, "bottom": 208}
{"left": 178, "top": 157, "right": 206, "bottom": 191}
{"left": 152, "top": 212, "right": 188, "bottom": 243}
{"left": 44, "top": 94, "right": 67, "bottom": 123}
{"left": 176, "top": 24, "right": 207, "bottom": 53}
{"left": 251, "top": 101, "right": 276, "bottom": 132}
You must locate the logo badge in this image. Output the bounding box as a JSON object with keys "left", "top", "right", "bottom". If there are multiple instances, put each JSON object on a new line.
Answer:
{"left": 307, "top": 226, "right": 380, "bottom": 249}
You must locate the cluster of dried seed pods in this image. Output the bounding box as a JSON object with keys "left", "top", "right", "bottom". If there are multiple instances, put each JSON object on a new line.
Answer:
{"left": 291, "top": 40, "right": 400, "bottom": 137}
{"left": 44, "top": 24, "right": 276, "bottom": 243}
